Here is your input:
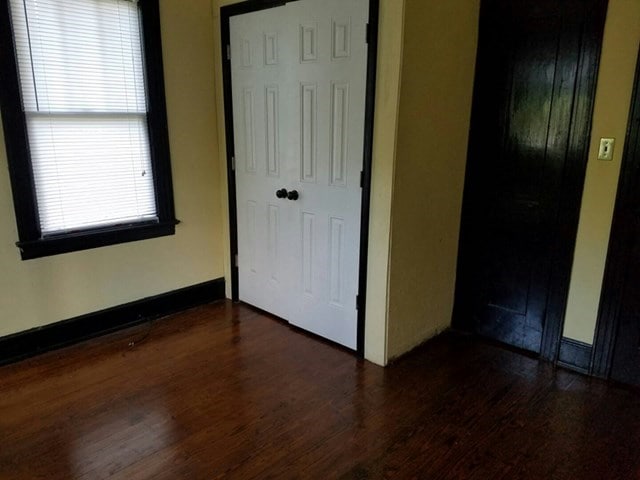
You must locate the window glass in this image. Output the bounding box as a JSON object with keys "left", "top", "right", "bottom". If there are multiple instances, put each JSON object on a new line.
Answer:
{"left": 9, "top": 0, "right": 157, "bottom": 234}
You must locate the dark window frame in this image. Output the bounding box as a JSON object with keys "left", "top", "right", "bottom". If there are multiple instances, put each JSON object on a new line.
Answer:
{"left": 0, "top": 0, "right": 177, "bottom": 260}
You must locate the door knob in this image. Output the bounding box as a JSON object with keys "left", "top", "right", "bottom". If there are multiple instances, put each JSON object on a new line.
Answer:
{"left": 275, "top": 188, "right": 288, "bottom": 199}
{"left": 287, "top": 190, "right": 299, "bottom": 201}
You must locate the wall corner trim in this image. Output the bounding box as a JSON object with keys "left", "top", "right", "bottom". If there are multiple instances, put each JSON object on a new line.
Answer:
{"left": 0, "top": 278, "right": 226, "bottom": 366}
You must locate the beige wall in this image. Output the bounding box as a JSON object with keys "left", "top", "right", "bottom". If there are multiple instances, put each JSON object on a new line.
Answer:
{"left": 563, "top": 0, "right": 640, "bottom": 344}
{"left": 383, "top": 0, "right": 640, "bottom": 354}
{"left": 362, "top": 0, "right": 406, "bottom": 365}
{"left": 4, "top": 0, "right": 632, "bottom": 363}
{"left": 0, "top": 0, "right": 225, "bottom": 338}
{"left": 386, "top": 0, "right": 479, "bottom": 359}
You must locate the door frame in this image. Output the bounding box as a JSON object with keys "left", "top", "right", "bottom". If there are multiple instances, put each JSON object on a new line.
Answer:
{"left": 220, "top": 0, "right": 380, "bottom": 357}
{"left": 453, "top": 0, "right": 608, "bottom": 361}
{"left": 591, "top": 48, "right": 640, "bottom": 379}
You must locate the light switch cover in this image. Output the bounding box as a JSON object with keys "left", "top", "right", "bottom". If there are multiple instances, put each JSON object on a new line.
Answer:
{"left": 598, "top": 138, "right": 615, "bottom": 161}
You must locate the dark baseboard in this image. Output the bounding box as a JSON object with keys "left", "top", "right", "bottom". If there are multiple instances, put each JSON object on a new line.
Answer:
{"left": 557, "top": 337, "right": 592, "bottom": 374}
{"left": 0, "top": 278, "right": 225, "bottom": 367}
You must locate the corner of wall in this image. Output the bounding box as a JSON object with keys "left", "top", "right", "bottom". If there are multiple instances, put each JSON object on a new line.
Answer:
{"left": 385, "top": 0, "right": 480, "bottom": 360}
{"left": 363, "top": 0, "right": 407, "bottom": 367}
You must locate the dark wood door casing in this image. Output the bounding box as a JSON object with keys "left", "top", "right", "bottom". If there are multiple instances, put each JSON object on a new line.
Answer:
{"left": 453, "top": 0, "right": 608, "bottom": 358}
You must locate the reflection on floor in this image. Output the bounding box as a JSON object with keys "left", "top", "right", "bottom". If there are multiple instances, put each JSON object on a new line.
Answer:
{"left": 1, "top": 301, "right": 639, "bottom": 479}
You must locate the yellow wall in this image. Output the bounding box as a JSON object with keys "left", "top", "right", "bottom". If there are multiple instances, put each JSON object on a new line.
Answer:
{"left": 563, "top": 0, "right": 640, "bottom": 344}
{"left": 0, "top": 0, "right": 225, "bottom": 338}
{"left": 362, "top": 0, "right": 406, "bottom": 365}
{"left": 386, "top": 0, "right": 479, "bottom": 359}
{"left": 4, "top": 0, "right": 631, "bottom": 363}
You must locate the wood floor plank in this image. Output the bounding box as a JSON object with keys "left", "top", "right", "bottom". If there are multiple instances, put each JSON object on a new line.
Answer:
{"left": 1, "top": 301, "right": 639, "bottom": 479}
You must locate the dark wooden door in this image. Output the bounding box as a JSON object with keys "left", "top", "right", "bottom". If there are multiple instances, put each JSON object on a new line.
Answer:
{"left": 453, "top": 0, "right": 608, "bottom": 356}
{"left": 594, "top": 51, "right": 640, "bottom": 386}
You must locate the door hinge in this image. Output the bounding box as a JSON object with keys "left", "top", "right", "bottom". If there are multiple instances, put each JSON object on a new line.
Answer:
{"left": 356, "top": 294, "right": 361, "bottom": 311}
{"left": 360, "top": 171, "right": 364, "bottom": 188}
{"left": 231, "top": 156, "right": 236, "bottom": 171}
{"left": 234, "top": 254, "right": 238, "bottom": 268}
{"left": 226, "top": 45, "right": 231, "bottom": 61}
{"left": 366, "top": 23, "right": 371, "bottom": 44}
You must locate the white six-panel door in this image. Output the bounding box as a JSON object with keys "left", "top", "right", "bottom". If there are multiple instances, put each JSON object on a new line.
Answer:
{"left": 230, "top": 0, "right": 368, "bottom": 349}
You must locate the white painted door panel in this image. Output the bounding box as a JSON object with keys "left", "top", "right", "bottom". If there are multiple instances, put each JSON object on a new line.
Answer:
{"left": 231, "top": 0, "right": 368, "bottom": 349}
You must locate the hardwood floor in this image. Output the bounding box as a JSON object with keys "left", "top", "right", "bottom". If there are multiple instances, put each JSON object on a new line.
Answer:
{"left": 1, "top": 301, "right": 639, "bottom": 479}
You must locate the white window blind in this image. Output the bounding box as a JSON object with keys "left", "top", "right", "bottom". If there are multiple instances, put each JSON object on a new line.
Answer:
{"left": 9, "top": 0, "right": 157, "bottom": 235}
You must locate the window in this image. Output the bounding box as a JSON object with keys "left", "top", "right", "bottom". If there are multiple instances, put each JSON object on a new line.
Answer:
{"left": 0, "top": 0, "right": 176, "bottom": 260}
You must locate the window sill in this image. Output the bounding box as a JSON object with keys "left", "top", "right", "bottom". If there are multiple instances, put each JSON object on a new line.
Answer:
{"left": 16, "top": 220, "right": 179, "bottom": 260}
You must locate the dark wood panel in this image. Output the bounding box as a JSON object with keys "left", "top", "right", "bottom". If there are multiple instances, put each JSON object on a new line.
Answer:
{"left": 558, "top": 337, "right": 593, "bottom": 373}
{"left": 1, "top": 302, "right": 640, "bottom": 479}
{"left": 593, "top": 48, "right": 640, "bottom": 385}
{"left": 454, "top": 0, "right": 608, "bottom": 357}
